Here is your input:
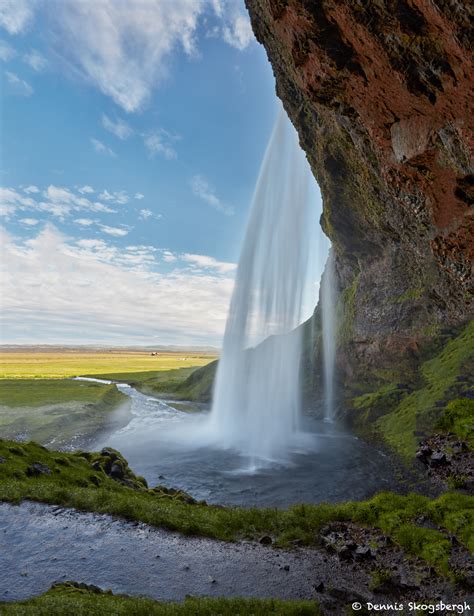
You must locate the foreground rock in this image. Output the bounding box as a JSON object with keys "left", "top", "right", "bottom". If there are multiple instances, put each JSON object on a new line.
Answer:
{"left": 416, "top": 433, "right": 474, "bottom": 492}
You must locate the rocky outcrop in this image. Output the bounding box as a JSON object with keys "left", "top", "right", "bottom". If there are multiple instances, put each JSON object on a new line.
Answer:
{"left": 245, "top": 0, "right": 473, "bottom": 388}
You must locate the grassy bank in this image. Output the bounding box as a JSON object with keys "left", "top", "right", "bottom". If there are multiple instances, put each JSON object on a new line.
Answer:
{"left": 0, "top": 439, "right": 472, "bottom": 576}
{"left": 0, "top": 380, "right": 129, "bottom": 447}
{"left": 0, "top": 583, "right": 319, "bottom": 615}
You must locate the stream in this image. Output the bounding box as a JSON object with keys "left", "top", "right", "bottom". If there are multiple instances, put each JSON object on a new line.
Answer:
{"left": 0, "top": 501, "right": 372, "bottom": 603}
{"left": 86, "top": 380, "right": 402, "bottom": 508}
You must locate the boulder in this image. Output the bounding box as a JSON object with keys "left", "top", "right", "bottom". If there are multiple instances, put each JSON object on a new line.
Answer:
{"left": 26, "top": 462, "right": 51, "bottom": 477}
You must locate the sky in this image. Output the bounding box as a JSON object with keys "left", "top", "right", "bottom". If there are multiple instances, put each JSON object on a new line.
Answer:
{"left": 0, "top": 0, "right": 282, "bottom": 347}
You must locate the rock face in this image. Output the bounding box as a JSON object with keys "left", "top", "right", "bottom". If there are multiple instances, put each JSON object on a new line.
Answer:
{"left": 245, "top": 0, "right": 473, "bottom": 386}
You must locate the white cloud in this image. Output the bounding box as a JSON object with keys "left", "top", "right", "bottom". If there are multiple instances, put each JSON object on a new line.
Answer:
{"left": 102, "top": 114, "right": 133, "bottom": 140}
{"left": 134, "top": 192, "right": 145, "bottom": 200}
{"left": 48, "top": 0, "right": 204, "bottom": 113}
{"left": 182, "top": 253, "right": 236, "bottom": 274}
{"left": 1, "top": 1, "right": 253, "bottom": 111}
{"left": 0, "top": 187, "right": 35, "bottom": 217}
{"left": 209, "top": 0, "right": 254, "bottom": 50}
{"left": 162, "top": 250, "right": 177, "bottom": 263}
{"left": 0, "top": 0, "right": 36, "bottom": 35}
{"left": 143, "top": 131, "right": 177, "bottom": 160}
{"left": 78, "top": 185, "right": 95, "bottom": 194}
{"left": 139, "top": 208, "right": 161, "bottom": 221}
{"left": 190, "top": 174, "right": 234, "bottom": 216}
{"left": 222, "top": 11, "right": 253, "bottom": 50}
{"left": 23, "top": 185, "right": 39, "bottom": 194}
{"left": 98, "top": 189, "right": 129, "bottom": 204}
{"left": 0, "top": 184, "right": 117, "bottom": 220}
{"left": 100, "top": 224, "right": 130, "bottom": 237}
{"left": 0, "top": 39, "right": 15, "bottom": 62}
{"left": 19, "top": 217, "right": 39, "bottom": 226}
{"left": 91, "top": 138, "right": 116, "bottom": 157}
{"left": 74, "top": 218, "right": 95, "bottom": 226}
{"left": 0, "top": 225, "right": 233, "bottom": 345}
{"left": 23, "top": 49, "right": 47, "bottom": 71}
{"left": 5, "top": 71, "right": 33, "bottom": 96}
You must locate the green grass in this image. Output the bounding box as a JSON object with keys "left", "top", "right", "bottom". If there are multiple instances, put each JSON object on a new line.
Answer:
{"left": 0, "top": 380, "right": 129, "bottom": 446}
{"left": 0, "top": 379, "right": 122, "bottom": 407}
{"left": 94, "top": 362, "right": 218, "bottom": 402}
{"left": 0, "top": 583, "right": 320, "bottom": 615}
{"left": 134, "top": 361, "right": 218, "bottom": 401}
{"left": 0, "top": 351, "right": 217, "bottom": 379}
{"left": 376, "top": 321, "right": 474, "bottom": 459}
{"left": 0, "top": 439, "right": 472, "bottom": 576}
{"left": 436, "top": 398, "right": 474, "bottom": 447}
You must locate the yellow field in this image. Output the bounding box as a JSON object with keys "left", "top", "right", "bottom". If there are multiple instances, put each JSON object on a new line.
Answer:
{"left": 0, "top": 351, "right": 218, "bottom": 379}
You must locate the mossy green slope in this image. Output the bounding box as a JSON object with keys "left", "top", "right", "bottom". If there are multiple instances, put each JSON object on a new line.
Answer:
{"left": 0, "top": 583, "right": 319, "bottom": 616}
{"left": 349, "top": 320, "right": 474, "bottom": 460}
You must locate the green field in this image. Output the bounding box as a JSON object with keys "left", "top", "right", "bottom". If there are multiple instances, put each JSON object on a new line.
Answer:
{"left": 0, "top": 351, "right": 217, "bottom": 379}
{"left": 0, "top": 351, "right": 217, "bottom": 447}
{"left": 0, "top": 380, "right": 130, "bottom": 447}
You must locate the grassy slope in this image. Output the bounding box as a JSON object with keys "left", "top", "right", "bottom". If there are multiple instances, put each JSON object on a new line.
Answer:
{"left": 0, "top": 584, "right": 319, "bottom": 616}
{"left": 0, "top": 381, "right": 129, "bottom": 446}
{"left": 0, "top": 439, "right": 472, "bottom": 576}
{"left": 0, "top": 379, "right": 123, "bottom": 407}
{"left": 133, "top": 361, "right": 218, "bottom": 402}
{"left": 0, "top": 352, "right": 217, "bottom": 379}
{"left": 351, "top": 321, "right": 474, "bottom": 460}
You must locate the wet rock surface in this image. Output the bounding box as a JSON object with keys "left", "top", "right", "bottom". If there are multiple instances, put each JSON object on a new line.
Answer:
{"left": 416, "top": 433, "right": 474, "bottom": 492}
{"left": 318, "top": 521, "right": 471, "bottom": 606}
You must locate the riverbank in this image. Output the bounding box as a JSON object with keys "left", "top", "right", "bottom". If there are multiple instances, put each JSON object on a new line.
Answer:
{"left": 0, "top": 439, "right": 472, "bottom": 572}
{"left": 0, "top": 380, "right": 130, "bottom": 449}
{"left": 1, "top": 581, "right": 318, "bottom": 615}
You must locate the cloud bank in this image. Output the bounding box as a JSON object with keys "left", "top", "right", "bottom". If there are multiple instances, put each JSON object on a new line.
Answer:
{"left": 0, "top": 225, "right": 234, "bottom": 345}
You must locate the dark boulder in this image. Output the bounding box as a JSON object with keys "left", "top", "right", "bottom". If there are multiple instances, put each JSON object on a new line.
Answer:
{"left": 26, "top": 462, "right": 51, "bottom": 477}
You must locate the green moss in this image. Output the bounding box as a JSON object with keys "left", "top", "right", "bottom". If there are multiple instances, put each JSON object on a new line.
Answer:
{"left": 0, "top": 583, "right": 319, "bottom": 615}
{"left": 394, "top": 287, "right": 424, "bottom": 303}
{"left": 0, "top": 439, "right": 472, "bottom": 575}
{"left": 337, "top": 273, "right": 360, "bottom": 345}
{"left": 436, "top": 398, "right": 474, "bottom": 447}
{"left": 377, "top": 321, "right": 474, "bottom": 459}
{"left": 135, "top": 361, "right": 218, "bottom": 402}
{"left": 352, "top": 384, "right": 401, "bottom": 410}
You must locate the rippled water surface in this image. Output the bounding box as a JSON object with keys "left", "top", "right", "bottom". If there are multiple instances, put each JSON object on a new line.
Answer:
{"left": 93, "top": 383, "right": 401, "bottom": 508}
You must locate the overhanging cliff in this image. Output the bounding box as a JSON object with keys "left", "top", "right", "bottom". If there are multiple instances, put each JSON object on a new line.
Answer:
{"left": 245, "top": 0, "right": 473, "bottom": 387}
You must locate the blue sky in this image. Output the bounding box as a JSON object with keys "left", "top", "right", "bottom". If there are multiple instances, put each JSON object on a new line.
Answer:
{"left": 0, "top": 0, "right": 283, "bottom": 347}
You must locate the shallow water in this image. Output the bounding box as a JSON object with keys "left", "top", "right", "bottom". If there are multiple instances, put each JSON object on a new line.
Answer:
{"left": 93, "top": 383, "right": 401, "bottom": 508}
{"left": 0, "top": 502, "right": 336, "bottom": 602}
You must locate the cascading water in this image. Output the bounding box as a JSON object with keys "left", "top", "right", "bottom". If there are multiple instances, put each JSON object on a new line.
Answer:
{"left": 321, "top": 249, "right": 337, "bottom": 421}
{"left": 206, "top": 107, "right": 329, "bottom": 468}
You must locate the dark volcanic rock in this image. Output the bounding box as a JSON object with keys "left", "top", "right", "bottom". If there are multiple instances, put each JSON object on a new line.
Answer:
{"left": 26, "top": 463, "right": 51, "bottom": 477}
{"left": 245, "top": 0, "right": 473, "bottom": 387}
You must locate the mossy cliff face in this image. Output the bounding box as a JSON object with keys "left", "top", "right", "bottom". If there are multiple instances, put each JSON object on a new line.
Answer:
{"left": 245, "top": 0, "right": 473, "bottom": 386}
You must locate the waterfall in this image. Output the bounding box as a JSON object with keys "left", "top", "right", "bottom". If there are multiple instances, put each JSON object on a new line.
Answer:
{"left": 207, "top": 107, "right": 329, "bottom": 468}
{"left": 321, "top": 250, "right": 336, "bottom": 421}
